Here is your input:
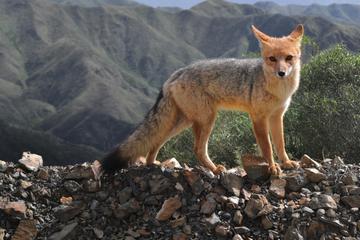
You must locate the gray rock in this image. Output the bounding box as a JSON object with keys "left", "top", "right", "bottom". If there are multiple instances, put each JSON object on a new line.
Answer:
{"left": 305, "top": 168, "right": 326, "bottom": 183}
{"left": 118, "top": 187, "right": 133, "bottom": 204}
{"left": 64, "top": 180, "right": 82, "bottom": 193}
{"left": 233, "top": 210, "right": 243, "bottom": 226}
{"left": 341, "top": 195, "right": 360, "bottom": 208}
{"left": 244, "top": 194, "right": 273, "bottom": 219}
{"left": 309, "top": 194, "right": 337, "bottom": 210}
{"left": 0, "top": 161, "right": 6, "bottom": 173}
{"left": 49, "top": 222, "right": 78, "bottom": 240}
{"left": 149, "top": 176, "right": 172, "bottom": 194}
{"left": 284, "top": 226, "right": 304, "bottom": 240}
{"left": 285, "top": 173, "right": 308, "bottom": 192}
{"left": 220, "top": 167, "right": 245, "bottom": 196}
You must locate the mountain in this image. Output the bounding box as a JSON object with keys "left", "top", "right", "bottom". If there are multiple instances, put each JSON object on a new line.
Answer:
{"left": 1, "top": 0, "right": 360, "bottom": 164}
{"left": 254, "top": 2, "right": 360, "bottom": 25}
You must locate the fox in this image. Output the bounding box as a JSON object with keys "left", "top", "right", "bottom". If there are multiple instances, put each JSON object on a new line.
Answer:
{"left": 102, "top": 24, "right": 304, "bottom": 176}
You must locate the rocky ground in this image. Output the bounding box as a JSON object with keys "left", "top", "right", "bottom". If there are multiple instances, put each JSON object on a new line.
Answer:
{"left": 0, "top": 153, "right": 360, "bottom": 240}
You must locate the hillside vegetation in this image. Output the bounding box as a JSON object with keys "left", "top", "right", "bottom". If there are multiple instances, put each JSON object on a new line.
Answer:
{"left": 1, "top": 0, "right": 360, "bottom": 164}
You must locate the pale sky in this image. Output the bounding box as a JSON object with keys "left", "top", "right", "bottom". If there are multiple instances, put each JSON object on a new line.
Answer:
{"left": 136, "top": 0, "right": 360, "bottom": 8}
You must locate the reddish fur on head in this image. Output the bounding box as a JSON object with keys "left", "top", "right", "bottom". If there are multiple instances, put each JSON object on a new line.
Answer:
{"left": 252, "top": 25, "right": 304, "bottom": 79}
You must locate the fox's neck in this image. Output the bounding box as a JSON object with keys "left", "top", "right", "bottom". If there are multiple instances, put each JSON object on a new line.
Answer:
{"left": 263, "top": 62, "right": 301, "bottom": 102}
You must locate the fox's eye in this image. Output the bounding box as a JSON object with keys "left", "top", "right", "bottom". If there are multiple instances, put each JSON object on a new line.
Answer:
{"left": 286, "top": 55, "right": 293, "bottom": 61}
{"left": 269, "top": 56, "right": 277, "bottom": 62}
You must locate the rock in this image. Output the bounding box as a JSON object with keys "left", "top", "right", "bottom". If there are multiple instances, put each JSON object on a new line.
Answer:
{"left": 307, "top": 221, "right": 326, "bottom": 239}
{"left": 20, "top": 180, "right": 32, "bottom": 189}
{"left": 93, "top": 228, "right": 104, "bottom": 239}
{"left": 59, "top": 196, "right": 73, "bottom": 205}
{"left": 184, "top": 169, "right": 204, "bottom": 195}
{"left": 204, "top": 213, "right": 220, "bottom": 226}
{"left": 175, "top": 182, "right": 184, "bottom": 192}
{"left": 126, "top": 228, "right": 141, "bottom": 238}
{"left": 114, "top": 198, "right": 140, "bottom": 219}
{"left": 49, "top": 222, "right": 78, "bottom": 240}
{"left": 0, "top": 160, "right": 6, "bottom": 172}
{"left": 341, "top": 196, "right": 360, "bottom": 208}
{"left": 36, "top": 168, "right": 49, "bottom": 181}
{"left": 285, "top": 172, "right": 308, "bottom": 192}
{"left": 349, "top": 187, "right": 360, "bottom": 195}
{"left": 220, "top": 167, "right": 245, "bottom": 196}
{"left": 242, "top": 155, "right": 270, "bottom": 181}
{"left": 269, "top": 178, "right": 286, "bottom": 198}
{"left": 149, "top": 175, "right": 172, "bottom": 194}
{"left": 53, "top": 201, "right": 85, "bottom": 222}
{"left": 342, "top": 173, "right": 358, "bottom": 185}
{"left": 326, "top": 209, "right": 337, "bottom": 218}
{"left": 233, "top": 210, "right": 243, "bottom": 225}
{"left": 261, "top": 216, "right": 273, "bottom": 229}
{"left": 161, "top": 158, "right": 182, "bottom": 170}
{"left": 215, "top": 224, "right": 230, "bottom": 237}
{"left": 0, "top": 228, "right": 4, "bottom": 240}
{"left": 300, "top": 154, "right": 322, "bottom": 169}
{"left": 64, "top": 180, "right": 82, "bottom": 193}
{"left": 302, "top": 206, "right": 314, "bottom": 214}
{"left": 316, "top": 209, "right": 325, "bottom": 217}
{"left": 83, "top": 179, "right": 101, "bottom": 192}
{"left": 332, "top": 156, "right": 344, "bottom": 166}
{"left": 232, "top": 234, "right": 244, "bottom": 240}
{"left": 0, "top": 200, "right": 27, "bottom": 218}
{"left": 172, "top": 232, "right": 187, "bottom": 240}
{"left": 156, "top": 196, "right": 182, "bottom": 221}
{"left": 11, "top": 220, "right": 37, "bottom": 240}
{"left": 244, "top": 194, "right": 273, "bottom": 219}
{"left": 118, "top": 187, "right": 133, "bottom": 204}
{"left": 227, "top": 196, "right": 240, "bottom": 209}
{"left": 309, "top": 194, "right": 337, "bottom": 210}
{"left": 183, "top": 225, "right": 191, "bottom": 235}
{"left": 305, "top": 168, "right": 326, "bottom": 183}
{"left": 200, "top": 197, "right": 216, "bottom": 214}
{"left": 284, "top": 226, "right": 304, "bottom": 240}
{"left": 170, "top": 216, "right": 186, "bottom": 228}
{"left": 64, "top": 165, "right": 95, "bottom": 180}
{"left": 18, "top": 152, "right": 43, "bottom": 172}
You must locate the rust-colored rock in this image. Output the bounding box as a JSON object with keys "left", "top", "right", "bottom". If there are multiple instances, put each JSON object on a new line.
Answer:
{"left": 11, "top": 220, "right": 37, "bottom": 240}
{"left": 269, "top": 178, "right": 286, "bottom": 199}
{"left": 156, "top": 196, "right": 182, "bottom": 221}
{"left": 242, "top": 155, "right": 270, "bottom": 181}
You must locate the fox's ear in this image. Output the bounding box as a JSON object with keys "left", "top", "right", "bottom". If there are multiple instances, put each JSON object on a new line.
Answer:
{"left": 289, "top": 24, "right": 304, "bottom": 42}
{"left": 251, "top": 25, "right": 270, "bottom": 43}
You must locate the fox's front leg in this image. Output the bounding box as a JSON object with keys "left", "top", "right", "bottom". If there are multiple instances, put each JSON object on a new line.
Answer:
{"left": 269, "top": 109, "right": 299, "bottom": 169}
{"left": 251, "top": 117, "right": 281, "bottom": 176}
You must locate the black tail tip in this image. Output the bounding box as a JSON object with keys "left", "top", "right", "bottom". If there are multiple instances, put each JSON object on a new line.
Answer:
{"left": 101, "top": 148, "right": 129, "bottom": 173}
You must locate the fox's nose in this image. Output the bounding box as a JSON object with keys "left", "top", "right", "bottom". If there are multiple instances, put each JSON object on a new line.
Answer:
{"left": 278, "top": 71, "right": 285, "bottom": 77}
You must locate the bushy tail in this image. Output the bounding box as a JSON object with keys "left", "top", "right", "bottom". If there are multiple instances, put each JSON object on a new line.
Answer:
{"left": 101, "top": 89, "right": 177, "bottom": 173}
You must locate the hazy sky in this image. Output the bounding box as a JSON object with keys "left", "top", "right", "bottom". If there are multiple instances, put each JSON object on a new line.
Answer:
{"left": 135, "top": 0, "right": 360, "bottom": 8}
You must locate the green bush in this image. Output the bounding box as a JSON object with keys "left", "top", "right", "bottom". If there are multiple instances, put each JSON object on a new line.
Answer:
{"left": 160, "top": 45, "right": 360, "bottom": 165}
{"left": 286, "top": 45, "right": 360, "bottom": 162}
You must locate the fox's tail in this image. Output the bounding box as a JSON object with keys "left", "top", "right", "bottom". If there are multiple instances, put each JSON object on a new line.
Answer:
{"left": 101, "top": 89, "right": 177, "bottom": 173}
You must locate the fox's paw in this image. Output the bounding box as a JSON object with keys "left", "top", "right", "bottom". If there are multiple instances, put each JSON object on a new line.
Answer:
{"left": 282, "top": 160, "right": 299, "bottom": 169}
{"left": 269, "top": 163, "right": 282, "bottom": 176}
{"left": 213, "top": 164, "right": 226, "bottom": 175}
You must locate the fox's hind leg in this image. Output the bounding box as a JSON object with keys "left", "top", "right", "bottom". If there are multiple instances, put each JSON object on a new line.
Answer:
{"left": 192, "top": 114, "right": 226, "bottom": 175}
{"left": 146, "top": 114, "right": 191, "bottom": 166}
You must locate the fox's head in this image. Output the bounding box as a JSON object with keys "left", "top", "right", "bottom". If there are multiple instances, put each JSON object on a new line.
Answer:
{"left": 252, "top": 24, "right": 304, "bottom": 79}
